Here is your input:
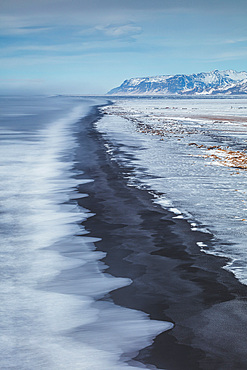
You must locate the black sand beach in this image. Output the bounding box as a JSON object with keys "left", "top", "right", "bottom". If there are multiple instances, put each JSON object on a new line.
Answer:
{"left": 75, "top": 105, "right": 247, "bottom": 370}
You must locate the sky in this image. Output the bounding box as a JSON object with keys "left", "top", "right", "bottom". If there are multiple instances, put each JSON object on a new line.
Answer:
{"left": 1, "top": 0, "right": 247, "bottom": 94}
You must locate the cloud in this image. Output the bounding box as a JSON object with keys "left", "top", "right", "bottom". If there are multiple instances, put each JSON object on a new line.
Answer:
{"left": 0, "top": 0, "right": 185, "bottom": 15}
{"left": 0, "top": 15, "right": 52, "bottom": 35}
{"left": 0, "top": 26, "right": 52, "bottom": 36}
{"left": 94, "top": 24, "right": 142, "bottom": 38}
{"left": 0, "top": 0, "right": 246, "bottom": 38}
{"left": 224, "top": 37, "right": 247, "bottom": 45}
{"left": 0, "top": 40, "right": 144, "bottom": 63}
{"left": 1, "top": 0, "right": 246, "bottom": 17}
{"left": 216, "top": 48, "right": 247, "bottom": 60}
{"left": 0, "top": 78, "right": 43, "bottom": 83}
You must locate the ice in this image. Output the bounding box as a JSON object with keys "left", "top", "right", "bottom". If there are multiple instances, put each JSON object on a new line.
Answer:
{"left": 98, "top": 97, "right": 247, "bottom": 284}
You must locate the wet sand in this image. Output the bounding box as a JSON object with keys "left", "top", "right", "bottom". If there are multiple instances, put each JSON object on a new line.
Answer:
{"left": 75, "top": 106, "right": 247, "bottom": 370}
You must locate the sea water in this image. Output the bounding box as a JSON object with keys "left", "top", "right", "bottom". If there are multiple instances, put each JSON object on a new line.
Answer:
{"left": 0, "top": 96, "right": 172, "bottom": 369}
{"left": 98, "top": 97, "right": 247, "bottom": 285}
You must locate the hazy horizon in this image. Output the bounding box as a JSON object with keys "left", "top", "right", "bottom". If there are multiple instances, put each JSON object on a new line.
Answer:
{"left": 1, "top": 0, "right": 247, "bottom": 95}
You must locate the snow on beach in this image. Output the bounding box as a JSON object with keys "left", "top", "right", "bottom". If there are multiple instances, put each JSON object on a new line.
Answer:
{"left": 98, "top": 97, "right": 247, "bottom": 284}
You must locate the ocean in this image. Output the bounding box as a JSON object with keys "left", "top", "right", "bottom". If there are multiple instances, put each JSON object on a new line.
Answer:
{"left": 1, "top": 94, "right": 247, "bottom": 369}
{"left": 0, "top": 95, "right": 171, "bottom": 370}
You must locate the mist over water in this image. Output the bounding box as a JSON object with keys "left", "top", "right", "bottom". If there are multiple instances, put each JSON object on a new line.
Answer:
{"left": 0, "top": 96, "right": 171, "bottom": 369}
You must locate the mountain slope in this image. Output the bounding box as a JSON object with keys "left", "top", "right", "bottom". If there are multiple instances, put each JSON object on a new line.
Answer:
{"left": 107, "top": 70, "right": 247, "bottom": 95}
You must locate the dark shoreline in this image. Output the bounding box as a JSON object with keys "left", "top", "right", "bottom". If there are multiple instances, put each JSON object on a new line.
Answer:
{"left": 75, "top": 105, "right": 247, "bottom": 370}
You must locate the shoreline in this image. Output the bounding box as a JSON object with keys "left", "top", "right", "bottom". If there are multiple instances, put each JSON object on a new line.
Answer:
{"left": 75, "top": 105, "right": 247, "bottom": 370}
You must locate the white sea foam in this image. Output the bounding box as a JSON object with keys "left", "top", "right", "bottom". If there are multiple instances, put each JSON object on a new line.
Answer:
{"left": 0, "top": 96, "right": 172, "bottom": 369}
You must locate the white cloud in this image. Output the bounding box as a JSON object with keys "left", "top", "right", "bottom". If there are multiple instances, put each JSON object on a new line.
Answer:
{"left": 1, "top": 0, "right": 246, "bottom": 15}
{"left": 0, "top": 78, "right": 43, "bottom": 83}
{"left": 94, "top": 24, "right": 142, "bottom": 38}
{"left": 0, "top": 15, "right": 52, "bottom": 35}
{"left": 224, "top": 37, "right": 247, "bottom": 45}
{"left": 216, "top": 48, "right": 247, "bottom": 60}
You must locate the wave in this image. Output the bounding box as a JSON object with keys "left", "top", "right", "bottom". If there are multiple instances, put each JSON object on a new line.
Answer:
{"left": 0, "top": 97, "right": 172, "bottom": 369}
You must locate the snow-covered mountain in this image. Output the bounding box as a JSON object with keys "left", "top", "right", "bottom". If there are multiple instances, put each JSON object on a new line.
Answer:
{"left": 107, "top": 70, "right": 247, "bottom": 95}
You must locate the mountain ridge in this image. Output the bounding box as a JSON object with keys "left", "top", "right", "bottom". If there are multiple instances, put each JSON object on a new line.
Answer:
{"left": 107, "top": 70, "right": 247, "bottom": 95}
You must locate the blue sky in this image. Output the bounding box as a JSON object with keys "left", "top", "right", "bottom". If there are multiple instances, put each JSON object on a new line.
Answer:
{"left": 1, "top": 0, "right": 247, "bottom": 94}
